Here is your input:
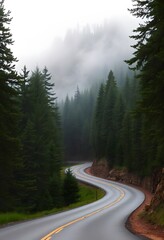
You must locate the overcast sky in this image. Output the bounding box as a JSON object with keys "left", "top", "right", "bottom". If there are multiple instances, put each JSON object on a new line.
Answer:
{"left": 4, "top": 0, "right": 139, "bottom": 99}
{"left": 5, "top": 0, "right": 137, "bottom": 67}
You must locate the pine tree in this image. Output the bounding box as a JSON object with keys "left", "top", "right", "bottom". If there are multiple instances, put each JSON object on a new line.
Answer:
{"left": 42, "top": 66, "right": 57, "bottom": 106}
{"left": 0, "top": 0, "right": 21, "bottom": 211}
{"left": 92, "top": 83, "right": 105, "bottom": 158}
{"left": 26, "top": 68, "right": 53, "bottom": 210}
{"left": 114, "top": 93, "right": 125, "bottom": 166}
{"left": 19, "top": 67, "right": 63, "bottom": 211}
{"left": 121, "top": 112, "right": 133, "bottom": 170}
{"left": 62, "top": 95, "right": 72, "bottom": 160}
{"left": 61, "top": 86, "right": 96, "bottom": 162}
{"left": 20, "top": 120, "right": 38, "bottom": 212}
{"left": 126, "top": 0, "right": 164, "bottom": 173}
{"left": 19, "top": 65, "right": 30, "bottom": 129}
{"left": 92, "top": 71, "right": 120, "bottom": 166}
{"left": 102, "top": 71, "right": 118, "bottom": 165}
{"left": 63, "top": 169, "right": 80, "bottom": 206}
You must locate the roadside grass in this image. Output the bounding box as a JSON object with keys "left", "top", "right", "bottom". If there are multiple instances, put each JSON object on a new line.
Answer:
{"left": 0, "top": 169, "right": 105, "bottom": 226}
{"left": 0, "top": 212, "right": 27, "bottom": 225}
{"left": 140, "top": 204, "right": 164, "bottom": 227}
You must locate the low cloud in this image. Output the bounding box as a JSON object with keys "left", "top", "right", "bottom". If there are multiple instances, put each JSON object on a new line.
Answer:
{"left": 44, "top": 19, "right": 136, "bottom": 100}
{"left": 18, "top": 18, "right": 138, "bottom": 100}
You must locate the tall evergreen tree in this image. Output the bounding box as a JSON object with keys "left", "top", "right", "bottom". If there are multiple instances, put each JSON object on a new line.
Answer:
{"left": 20, "top": 120, "right": 38, "bottom": 212}
{"left": 102, "top": 71, "right": 118, "bottom": 165}
{"left": 19, "top": 67, "right": 63, "bottom": 211}
{"left": 92, "top": 83, "right": 105, "bottom": 158}
{"left": 92, "top": 71, "right": 121, "bottom": 166}
{"left": 62, "top": 95, "right": 72, "bottom": 159}
{"left": 19, "top": 65, "right": 30, "bottom": 129}
{"left": 42, "top": 66, "right": 57, "bottom": 106}
{"left": 113, "top": 93, "right": 125, "bottom": 166}
{"left": 0, "top": 0, "right": 21, "bottom": 211}
{"left": 121, "top": 112, "right": 133, "bottom": 170}
{"left": 126, "top": 0, "right": 164, "bottom": 173}
{"left": 63, "top": 169, "right": 80, "bottom": 206}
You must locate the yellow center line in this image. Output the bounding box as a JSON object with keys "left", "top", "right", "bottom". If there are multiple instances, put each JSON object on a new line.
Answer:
{"left": 41, "top": 227, "right": 63, "bottom": 240}
{"left": 41, "top": 174, "right": 125, "bottom": 240}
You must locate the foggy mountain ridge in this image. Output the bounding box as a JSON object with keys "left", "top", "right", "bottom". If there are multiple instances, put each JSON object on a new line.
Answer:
{"left": 42, "top": 20, "right": 136, "bottom": 100}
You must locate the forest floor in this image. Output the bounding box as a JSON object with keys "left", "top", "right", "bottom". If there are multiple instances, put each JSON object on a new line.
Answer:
{"left": 85, "top": 167, "right": 164, "bottom": 240}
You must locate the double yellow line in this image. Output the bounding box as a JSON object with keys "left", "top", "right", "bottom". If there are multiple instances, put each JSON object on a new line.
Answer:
{"left": 41, "top": 172, "right": 125, "bottom": 240}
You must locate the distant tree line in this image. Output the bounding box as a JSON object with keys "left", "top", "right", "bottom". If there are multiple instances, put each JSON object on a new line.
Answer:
{"left": 93, "top": 70, "right": 146, "bottom": 174}
{"left": 62, "top": 65, "right": 163, "bottom": 177}
{"left": 61, "top": 84, "right": 99, "bottom": 161}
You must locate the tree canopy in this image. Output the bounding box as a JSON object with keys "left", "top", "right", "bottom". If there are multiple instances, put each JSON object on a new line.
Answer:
{"left": 0, "top": 0, "right": 21, "bottom": 211}
{"left": 126, "top": 0, "right": 164, "bottom": 173}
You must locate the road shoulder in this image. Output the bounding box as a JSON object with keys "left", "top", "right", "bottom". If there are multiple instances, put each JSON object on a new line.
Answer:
{"left": 85, "top": 167, "right": 164, "bottom": 240}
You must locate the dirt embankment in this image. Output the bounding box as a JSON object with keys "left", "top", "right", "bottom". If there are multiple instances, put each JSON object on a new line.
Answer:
{"left": 86, "top": 163, "right": 164, "bottom": 240}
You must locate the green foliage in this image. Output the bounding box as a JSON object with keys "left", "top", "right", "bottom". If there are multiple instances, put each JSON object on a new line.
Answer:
{"left": 78, "top": 183, "right": 105, "bottom": 204}
{"left": 91, "top": 1, "right": 163, "bottom": 177}
{"left": 0, "top": 181, "right": 105, "bottom": 225}
{"left": 93, "top": 70, "right": 126, "bottom": 167}
{"left": 92, "top": 83, "right": 105, "bottom": 158}
{"left": 61, "top": 84, "right": 98, "bottom": 161}
{"left": 1, "top": 0, "right": 163, "bottom": 217}
{"left": 91, "top": 69, "right": 156, "bottom": 176}
{"left": 126, "top": 0, "right": 164, "bottom": 174}
{"left": 19, "top": 67, "right": 63, "bottom": 212}
{"left": 63, "top": 169, "right": 80, "bottom": 206}
{"left": 0, "top": 0, "right": 22, "bottom": 212}
{"left": 141, "top": 204, "right": 164, "bottom": 227}
{"left": 103, "top": 71, "right": 119, "bottom": 164}
{"left": 0, "top": 212, "right": 27, "bottom": 225}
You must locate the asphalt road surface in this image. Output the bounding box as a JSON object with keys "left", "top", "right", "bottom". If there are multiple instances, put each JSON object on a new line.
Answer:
{"left": 0, "top": 162, "right": 147, "bottom": 240}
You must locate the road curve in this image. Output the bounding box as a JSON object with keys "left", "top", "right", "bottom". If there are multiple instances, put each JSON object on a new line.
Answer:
{"left": 0, "top": 162, "right": 147, "bottom": 240}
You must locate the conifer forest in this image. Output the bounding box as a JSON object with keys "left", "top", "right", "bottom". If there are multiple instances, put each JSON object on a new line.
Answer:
{"left": 0, "top": 0, "right": 163, "bottom": 214}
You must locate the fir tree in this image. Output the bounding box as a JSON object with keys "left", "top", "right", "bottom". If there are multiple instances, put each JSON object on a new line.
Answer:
{"left": 92, "top": 83, "right": 105, "bottom": 158}
{"left": 102, "top": 71, "right": 118, "bottom": 165}
{"left": 19, "top": 67, "right": 63, "bottom": 211}
{"left": 63, "top": 169, "right": 80, "bottom": 206}
{"left": 0, "top": 0, "right": 21, "bottom": 211}
{"left": 126, "top": 0, "right": 164, "bottom": 173}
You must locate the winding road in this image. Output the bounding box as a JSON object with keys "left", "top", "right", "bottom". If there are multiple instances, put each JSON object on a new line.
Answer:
{"left": 0, "top": 162, "right": 147, "bottom": 240}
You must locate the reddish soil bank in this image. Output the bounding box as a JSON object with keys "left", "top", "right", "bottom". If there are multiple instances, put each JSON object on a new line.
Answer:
{"left": 85, "top": 167, "right": 164, "bottom": 240}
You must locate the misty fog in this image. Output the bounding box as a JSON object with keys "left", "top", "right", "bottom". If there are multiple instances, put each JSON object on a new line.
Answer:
{"left": 25, "top": 19, "right": 137, "bottom": 100}
{"left": 43, "top": 19, "right": 136, "bottom": 100}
